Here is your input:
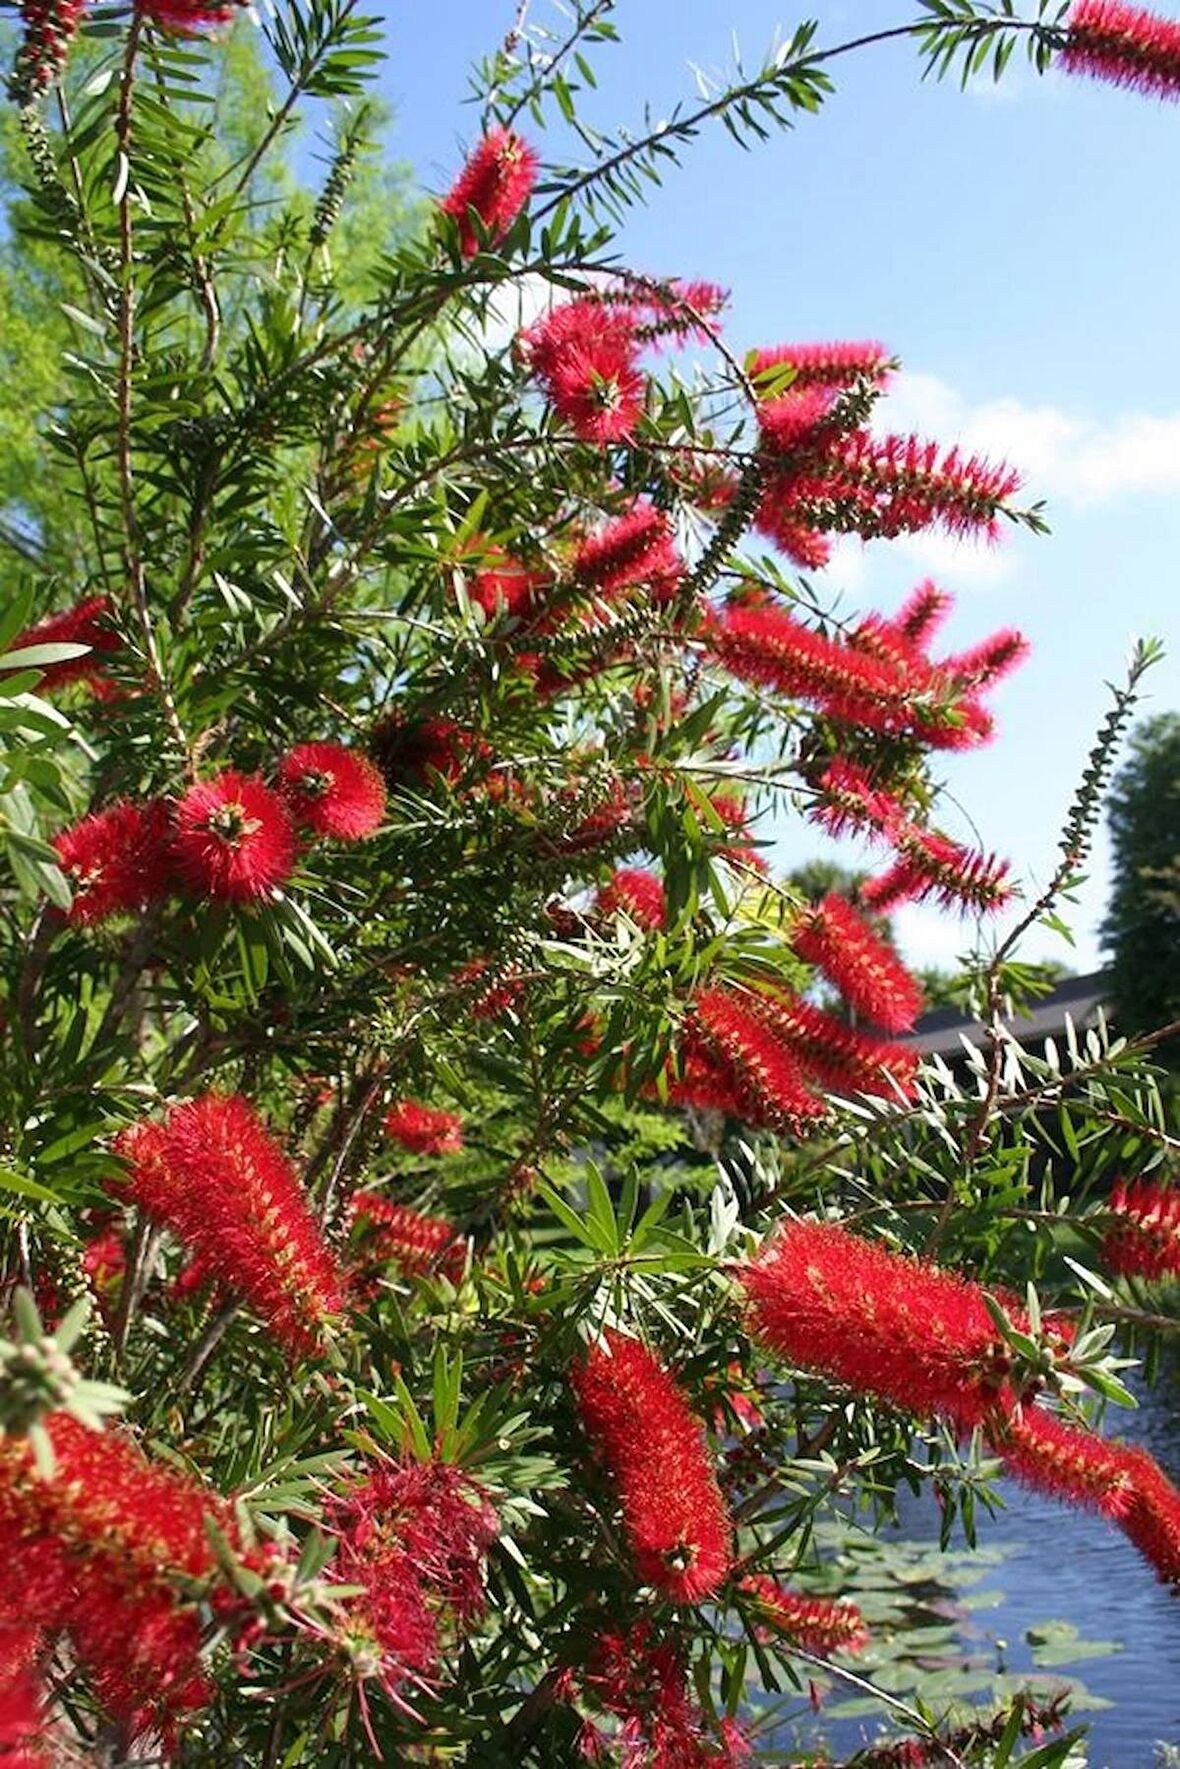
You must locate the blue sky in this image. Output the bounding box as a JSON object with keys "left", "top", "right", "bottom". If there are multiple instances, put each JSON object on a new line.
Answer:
{"left": 377, "top": 1, "right": 1180, "bottom": 974}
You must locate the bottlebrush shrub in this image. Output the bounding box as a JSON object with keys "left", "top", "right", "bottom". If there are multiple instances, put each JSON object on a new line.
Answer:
{"left": 0, "top": 1, "right": 1176, "bottom": 1763}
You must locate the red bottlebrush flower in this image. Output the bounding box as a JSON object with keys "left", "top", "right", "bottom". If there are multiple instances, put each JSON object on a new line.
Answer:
{"left": 463, "top": 542, "right": 550, "bottom": 620}
{"left": 691, "top": 986, "right": 827, "bottom": 1128}
{"left": 749, "top": 340, "right": 893, "bottom": 393}
{"left": 828, "top": 431, "right": 1022, "bottom": 541}
{"left": 739, "top": 1574, "right": 868, "bottom": 1656}
{"left": 941, "top": 627, "right": 1030, "bottom": 691}
{"left": 277, "top": 741, "right": 387, "bottom": 841}
{"left": 891, "top": 579, "right": 954, "bottom": 651}
{"left": 706, "top": 599, "right": 916, "bottom": 735}
{"left": 763, "top": 990, "right": 920, "bottom": 1102}
{"left": 440, "top": 127, "right": 538, "bottom": 256}
{"left": 752, "top": 505, "right": 834, "bottom": 570}
{"left": 12, "top": 1, "right": 86, "bottom": 99}
{"left": 115, "top": 1093, "right": 346, "bottom": 1357}
{"left": 522, "top": 297, "right": 647, "bottom": 443}
{"left": 137, "top": 0, "right": 240, "bottom": 31}
{"left": 1062, "top": 1, "right": 1180, "bottom": 100}
{"left": 327, "top": 1458, "right": 497, "bottom": 1698}
{"left": 1102, "top": 1178, "right": 1180, "bottom": 1281}
{"left": 172, "top": 770, "right": 298, "bottom": 903}
{"left": 996, "top": 1405, "right": 1180, "bottom": 1586}
{"left": 596, "top": 866, "right": 667, "bottom": 930}
{"left": 0, "top": 1413, "right": 239, "bottom": 1739}
{"left": 571, "top": 1330, "right": 732, "bottom": 1603}
{"left": 665, "top": 1024, "right": 750, "bottom": 1119}
{"left": 351, "top": 1194, "right": 467, "bottom": 1284}
{"left": 382, "top": 1098, "right": 464, "bottom": 1156}
{"left": 10, "top": 593, "right": 117, "bottom": 691}
{"left": 757, "top": 386, "right": 840, "bottom": 453}
{"left": 369, "top": 711, "right": 493, "bottom": 793}
{"left": 574, "top": 503, "right": 682, "bottom": 599}
{"left": 862, "top": 825, "right": 1012, "bottom": 916}
{"left": 809, "top": 758, "right": 910, "bottom": 844}
{"left": 739, "top": 1219, "right": 1025, "bottom": 1432}
{"left": 791, "top": 894, "right": 924, "bottom": 1033}
{"left": 54, "top": 797, "right": 174, "bottom": 925}
{"left": 0, "top": 1625, "right": 49, "bottom": 1768}
{"left": 581, "top": 1622, "right": 749, "bottom": 1766}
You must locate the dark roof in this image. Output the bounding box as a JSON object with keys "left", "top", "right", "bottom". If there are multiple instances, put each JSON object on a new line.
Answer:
{"left": 909, "top": 970, "right": 1111, "bottom": 1062}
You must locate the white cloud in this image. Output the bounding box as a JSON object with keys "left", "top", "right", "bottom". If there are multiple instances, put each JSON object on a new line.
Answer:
{"left": 884, "top": 370, "right": 1180, "bottom": 511}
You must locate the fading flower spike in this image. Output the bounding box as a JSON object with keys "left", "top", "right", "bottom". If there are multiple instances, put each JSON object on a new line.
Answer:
{"left": 11, "top": 1, "right": 86, "bottom": 100}
{"left": 441, "top": 127, "right": 538, "bottom": 256}
{"left": 571, "top": 1329, "right": 732, "bottom": 1603}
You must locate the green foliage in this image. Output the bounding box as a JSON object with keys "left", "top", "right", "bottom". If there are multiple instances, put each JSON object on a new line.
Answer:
{"left": 1102, "top": 711, "right": 1180, "bottom": 1062}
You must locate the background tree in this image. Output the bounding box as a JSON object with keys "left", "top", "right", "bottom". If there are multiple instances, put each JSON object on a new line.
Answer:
{"left": 1103, "top": 711, "right": 1180, "bottom": 1058}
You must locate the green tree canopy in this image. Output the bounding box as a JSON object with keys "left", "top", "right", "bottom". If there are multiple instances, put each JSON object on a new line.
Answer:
{"left": 1102, "top": 711, "right": 1180, "bottom": 1055}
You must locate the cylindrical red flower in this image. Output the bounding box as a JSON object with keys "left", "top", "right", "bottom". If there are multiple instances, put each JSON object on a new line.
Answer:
{"left": 756, "top": 990, "right": 920, "bottom": 1103}
{"left": 862, "top": 825, "right": 1012, "bottom": 917}
{"left": 573, "top": 503, "right": 682, "bottom": 599}
{"left": 440, "top": 127, "right": 538, "bottom": 256}
{"left": 523, "top": 296, "right": 647, "bottom": 443}
{"left": 739, "top": 1574, "right": 868, "bottom": 1656}
{"left": 382, "top": 1099, "right": 464, "bottom": 1156}
{"left": 1101, "top": 1178, "right": 1180, "bottom": 1281}
{"left": 749, "top": 339, "right": 893, "bottom": 392}
{"left": 115, "top": 1093, "right": 346, "bottom": 1356}
{"left": 172, "top": 770, "right": 298, "bottom": 902}
{"left": 350, "top": 1195, "right": 467, "bottom": 1284}
{"left": 739, "top": 1219, "right": 1026, "bottom": 1432}
{"left": 277, "top": 741, "right": 387, "bottom": 841}
{"left": 54, "top": 797, "right": 174, "bottom": 925}
{"left": 570, "top": 1329, "right": 732, "bottom": 1603}
{"left": 1062, "top": 1, "right": 1180, "bottom": 100}
{"left": 10, "top": 593, "right": 117, "bottom": 691}
{"left": 596, "top": 866, "right": 667, "bottom": 930}
{"left": 691, "top": 985, "right": 827, "bottom": 1128}
{"left": 790, "top": 893, "right": 924, "bottom": 1033}
{"left": 996, "top": 1404, "right": 1180, "bottom": 1586}
{"left": 0, "top": 1413, "right": 239, "bottom": 1739}
{"left": 137, "top": 0, "right": 240, "bottom": 30}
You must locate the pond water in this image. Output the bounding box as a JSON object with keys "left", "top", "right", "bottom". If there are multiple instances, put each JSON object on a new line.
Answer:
{"left": 774, "top": 1366, "right": 1180, "bottom": 1768}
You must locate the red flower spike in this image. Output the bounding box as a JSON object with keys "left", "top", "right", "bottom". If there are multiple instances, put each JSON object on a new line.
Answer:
{"left": 116, "top": 1093, "right": 346, "bottom": 1357}
{"left": 581, "top": 1621, "right": 749, "bottom": 1764}
{"left": 172, "top": 770, "right": 298, "bottom": 902}
{"left": 941, "top": 627, "right": 1030, "bottom": 691}
{"left": 441, "top": 127, "right": 538, "bottom": 256}
{"left": 804, "top": 431, "right": 1022, "bottom": 542}
{"left": 809, "top": 759, "right": 910, "bottom": 844}
{"left": 54, "top": 798, "right": 174, "bottom": 925}
{"left": 138, "top": 0, "right": 240, "bottom": 27}
{"left": 752, "top": 504, "right": 834, "bottom": 570}
{"left": 369, "top": 712, "right": 495, "bottom": 793}
{"left": 891, "top": 579, "right": 954, "bottom": 652}
{"left": 327, "top": 1459, "right": 497, "bottom": 1699}
{"left": 706, "top": 600, "right": 913, "bottom": 733}
{"left": 13, "top": 1, "right": 86, "bottom": 98}
{"left": 1063, "top": 1, "right": 1180, "bottom": 100}
{"left": 761, "top": 990, "right": 920, "bottom": 1102}
{"left": 739, "top": 1574, "right": 868, "bottom": 1656}
{"left": 0, "top": 1624, "right": 49, "bottom": 1769}
{"left": 573, "top": 503, "right": 682, "bottom": 599}
{"left": 0, "top": 1413, "right": 247, "bottom": 1741}
{"left": 596, "top": 866, "right": 667, "bottom": 930}
{"left": 381, "top": 1099, "right": 464, "bottom": 1156}
{"left": 791, "top": 894, "right": 924, "bottom": 1033}
{"left": 1102, "top": 1179, "right": 1180, "bottom": 1281}
{"left": 277, "top": 741, "right": 387, "bottom": 841}
{"left": 522, "top": 296, "right": 647, "bottom": 443}
{"left": 739, "top": 1219, "right": 1026, "bottom": 1432}
{"left": 863, "top": 826, "right": 1012, "bottom": 916}
{"left": 749, "top": 340, "right": 893, "bottom": 392}
{"left": 996, "top": 1405, "right": 1180, "bottom": 1586}
{"left": 10, "top": 593, "right": 118, "bottom": 692}
{"left": 463, "top": 542, "right": 551, "bottom": 620}
{"left": 350, "top": 1195, "right": 467, "bottom": 1285}
{"left": 757, "top": 386, "right": 839, "bottom": 453}
{"left": 692, "top": 986, "right": 828, "bottom": 1128}
{"left": 571, "top": 1330, "right": 732, "bottom": 1603}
